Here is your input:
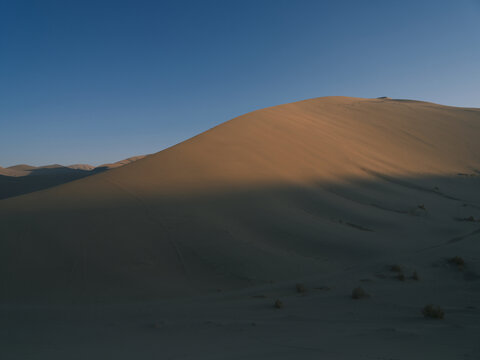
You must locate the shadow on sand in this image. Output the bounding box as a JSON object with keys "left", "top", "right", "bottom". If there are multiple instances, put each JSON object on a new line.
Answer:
{"left": 0, "top": 167, "right": 108, "bottom": 200}
{"left": 0, "top": 171, "right": 479, "bottom": 303}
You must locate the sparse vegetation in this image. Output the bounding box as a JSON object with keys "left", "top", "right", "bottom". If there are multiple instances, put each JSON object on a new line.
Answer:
{"left": 449, "top": 256, "right": 465, "bottom": 267}
{"left": 397, "top": 273, "right": 406, "bottom": 281}
{"left": 422, "top": 304, "right": 445, "bottom": 319}
{"left": 464, "top": 216, "right": 476, "bottom": 222}
{"left": 148, "top": 322, "right": 162, "bottom": 329}
{"left": 390, "top": 264, "right": 402, "bottom": 272}
{"left": 412, "top": 271, "right": 420, "bottom": 281}
{"left": 274, "top": 299, "right": 284, "bottom": 309}
{"left": 351, "top": 287, "right": 369, "bottom": 299}
{"left": 296, "top": 283, "right": 306, "bottom": 293}
{"left": 418, "top": 204, "right": 426, "bottom": 210}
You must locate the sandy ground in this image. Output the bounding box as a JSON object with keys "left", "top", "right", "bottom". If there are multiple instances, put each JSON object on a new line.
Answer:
{"left": 2, "top": 252, "right": 479, "bottom": 359}
{"left": 1, "top": 97, "right": 479, "bottom": 358}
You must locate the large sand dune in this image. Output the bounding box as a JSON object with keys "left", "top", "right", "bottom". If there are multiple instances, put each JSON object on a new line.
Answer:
{"left": 1, "top": 96, "right": 479, "bottom": 303}
{"left": 1, "top": 96, "right": 480, "bottom": 359}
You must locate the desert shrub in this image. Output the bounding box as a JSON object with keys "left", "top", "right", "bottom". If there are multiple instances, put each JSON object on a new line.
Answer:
{"left": 351, "top": 287, "right": 369, "bottom": 299}
{"left": 390, "top": 264, "right": 402, "bottom": 272}
{"left": 422, "top": 304, "right": 444, "bottom": 319}
{"left": 411, "top": 271, "right": 420, "bottom": 281}
{"left": 274, "top": 299, "right": 284, "bottom": 309}
{"left": 418, "top": 204, "right": 426, "bottom": 210}
{"left": 449, "top": 256, "right": 465, "bottom": 267}
{"left": 397, "top": 273, "right": 406, "bottom": 281}
{"left": 296, "top": 283, "right": 306, "bottom": 293}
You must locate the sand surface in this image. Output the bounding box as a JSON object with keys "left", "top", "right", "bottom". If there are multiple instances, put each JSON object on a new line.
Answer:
{"left": 1, "top": 96, "right": 479, "bottom": 359}
{"left": 0, "top": 156, "right": 145, "bottom": 200}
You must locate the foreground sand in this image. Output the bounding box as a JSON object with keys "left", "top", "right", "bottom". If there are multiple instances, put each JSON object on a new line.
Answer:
{"left": 1, "top": 96, "right": 479, "bottom": 358}
{"left": 2, "top": 253, "right": 479, "bottom": 359}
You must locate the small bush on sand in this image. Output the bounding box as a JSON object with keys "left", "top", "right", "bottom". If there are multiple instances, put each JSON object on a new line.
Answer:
{"left": 418, "top": 204, "right": 426, "bottom": 210}
{"left": 274, "top": 299, "right": 284, "bottom": 309}
{"left": 449, "top": 256, "right": 465, "bottom": 267}
{"left": 352, "top": 287, "right": 369, "bottom": 299}
{"left": 397, "top": 273, "right": 406, "bottom": 281}
{"left": 412, "top": 271, "right": 420, "bottom": 281}
{"left": 296, "top": 283, "right": 306, "bottom": 293}
{"left": 422, "top": 304, "right": 444, "bottom": 319}
{"left": 390, "top": 264, "right": 402, "bottom": 272}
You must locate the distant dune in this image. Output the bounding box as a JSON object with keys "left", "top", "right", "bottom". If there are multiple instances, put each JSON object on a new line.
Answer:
{"left": 67, "top": 164, "right": 96, "bottom": 171}
{"left": 0, "top": 156, "right": 146, "bottom": 200}
{"left": 1, "top": 96, "right": 479, "bottom": 302}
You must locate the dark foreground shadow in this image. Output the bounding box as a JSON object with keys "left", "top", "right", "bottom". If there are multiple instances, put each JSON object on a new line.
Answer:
{"left": 0, "top": 172, "right": 479, "bottom": 304}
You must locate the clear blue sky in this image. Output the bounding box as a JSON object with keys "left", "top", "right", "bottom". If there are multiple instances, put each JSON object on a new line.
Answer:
{"left": 1, "top": 0, "right": 479, "bottom": 167}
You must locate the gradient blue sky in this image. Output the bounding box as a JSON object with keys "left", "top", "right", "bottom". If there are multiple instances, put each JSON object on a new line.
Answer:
{"left": 1, "top": 0, "right": 479, "bottom": 166}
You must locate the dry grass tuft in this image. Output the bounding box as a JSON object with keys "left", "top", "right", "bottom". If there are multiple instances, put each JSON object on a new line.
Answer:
{"left": 449, "top": 256, "right": 465, "bottom": 267}
{"left": 274, "top": 299, "right": 284, "bottom": 309}
{"left": 411, "top": 271, "right": 420, "bottom": 281}
{"left": 422, "top": 304, "right": 444, "bottom": 319}
{"left": 296, "top": 283, "right": 306, "bottom": 293}
{"left": 351, "top": 287, "right": 369, "bottom": 299}
{"left": 390, "top": 264, "right": 402, "bottom": 272}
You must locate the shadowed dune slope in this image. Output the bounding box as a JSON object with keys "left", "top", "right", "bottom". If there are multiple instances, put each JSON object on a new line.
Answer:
{"left": 0, "top": 156, "right": 146, "bottom": 200}
{"left": 1, "top": 96, "right": 480, "bottom": 302}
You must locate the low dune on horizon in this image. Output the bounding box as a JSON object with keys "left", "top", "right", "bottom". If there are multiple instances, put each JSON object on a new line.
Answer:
{"left": 0, "top": 155, "right": 146, "bottom": 200}
{"left": 1, "top": 96, "right": 480, "bottom": 359}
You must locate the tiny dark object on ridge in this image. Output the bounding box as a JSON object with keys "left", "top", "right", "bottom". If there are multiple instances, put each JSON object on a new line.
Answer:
{"left": 464, "top": 216, "right": 476, "bottom": 222}
{"left": 412, "top": 271, "right": 420, "bottom": 281}
{"left": 418, "top": 204, "right": 426, "bottom": 210}
{"left": 390, "top": 264, "right": 402, "bottom": 272}
{"left": 274, "top": 299, "right": 284, "bottom": 309}
{"left": 296, "top": 283, "right": 306, "bottom": 293}
{"left": 422, "top": 304, "right": 444, "bottom": 319}
{"left": 449, "top": 256, "right": 465, "bottom": 267}
{"left": 397, "top": 273, "right": 406, "bottom": 281}
{"left": 352, "top": 287, "right": 369, "bottom": 299}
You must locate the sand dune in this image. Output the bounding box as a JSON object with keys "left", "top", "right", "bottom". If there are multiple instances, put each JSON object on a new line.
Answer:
{"left": 1, "top": 96, "right": 480, "bottom": 359}
{"left": 67, "top": 164, "right": 96, "bottom": 171}
{"left": 0, "top": 155, "right": 146, "bottom": 200}
{"left": 1, "top": 96, "right": 480, "bottom": 302}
